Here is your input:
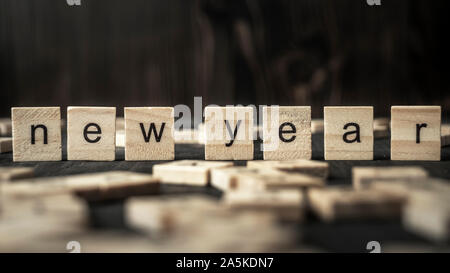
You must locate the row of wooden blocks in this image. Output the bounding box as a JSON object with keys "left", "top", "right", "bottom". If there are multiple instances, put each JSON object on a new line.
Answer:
{"left": 6, "top": 106, "right": 448, "bottom": 161}
{"left": 1, "top": 159, "right": 448, "bottom": 242}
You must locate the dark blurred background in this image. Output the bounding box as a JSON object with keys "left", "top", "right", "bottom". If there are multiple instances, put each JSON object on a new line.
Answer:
{"left": 0, "top": 0, "right": 449, "bottom": 118}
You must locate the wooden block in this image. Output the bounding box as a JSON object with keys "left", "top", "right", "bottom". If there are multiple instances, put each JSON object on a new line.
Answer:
{"left": 224, "top": 190, "right": 305, "bottom": 222}
{"left": 204, "top": 106, "right": 254, "bottom": 160}
{"left": 391, "top": 106, "right": 441, "bottom": 161}
{"left": 11, "top": 107, "right": 62, "bottom": 162}
{"left": 235, "top": 168, "right": 325, "bottom": 190}
{"left": 0, "top": 167, "right": 34, "bottom": 182}
{"left": 153, "top": 160, "right": 233, "bottom": 186}
{"left": 247, "top": 160, "right": 329, "bottom": 179}
{"left": 0, "top": 118, "right": 11, "bottom": 136}
{"left": 308, "top": 186, "right": 405, "bottom": 222}
{"left": 124, "top": 107, "right": 174, "bottom": 161}
{"left": 370, "top": 178, "right": 450, "bottom": 199}
{"left": 311, "top": 119, "right": 324, "bottom": 134}
{"left": 67, "top": 107, "right": 116, "bottom": 161}
{"left": 116, "top": 130, "right": 125, "bottom": 147}
{"left": 442, "top": 124, "right": 450, "bottom": 147}
{"left": 352, "top": 166, "right": 428, "bottom": 190}
{"left": 210, "top": 167, "right": 267, "bottom": 192}
{"left": 262, "top": 106, "right": 311, "bottom": 160}
{"left": 2, "top": 171, "right": 159, "bottom": 198}
{"left": 324, "top": 106, "right": 373, "bottom": 160}
{"left": 174, "top": 129, "right": 200, "bottom": 144}
{"left": 0, "top": 137, "right": 12, "bottom": 153}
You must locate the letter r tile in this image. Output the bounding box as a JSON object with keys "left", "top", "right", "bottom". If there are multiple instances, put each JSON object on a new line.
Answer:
{"left": 11, "top": 107, "right": 62, "bottom": 162}
{"left": 124, "top": 107, "right": 174, "bottom": 161}
{"left": 391, "top": 106, "right": 441, "bottom": 161}
{"left": 204, "top": 106, "right": 253, "bottom": 160}
{"left": 67, "top": 106, "right": 116, "bottom": 161}
{"left": 324, "top": 106, "right": 373, "bottom": 160}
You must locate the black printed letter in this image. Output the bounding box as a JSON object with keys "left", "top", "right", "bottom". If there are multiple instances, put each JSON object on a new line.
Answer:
{"left": 225, "top": 120, "right": 242, "bottom": 147}
{"left": 83, "top": 123, "right": 101, "bottom": 143}
{"left": 139, "top": 123, "right": 166, "bottom": 142}
{"left": 279, "top": 122, "right": 296, "bottom": 143}
{"left": 31, "top": 124, "right": 48, "bottom": 145}
{"left": 416, "top": 123, "right": 427, "bottom": 144}
{"left": 343, "top": 123, "right": 361, "bottom": 143}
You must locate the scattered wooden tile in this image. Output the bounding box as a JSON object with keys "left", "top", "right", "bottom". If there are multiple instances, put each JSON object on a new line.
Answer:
{"left": 204, "top": 106, "right": 254, "bottom": 160}
{"left": 2, "top": 171, "right": 159, "bottom": 199}
{"left": 311, "top": 119, "right": 324, "bottom": 134}
{"left": 153, "top": 160, "right": 233, "bottom": 186}
{"left": 0, "top": 167, "right": 34, "bottom": 182}
{"left": 374, "top": 123, "right": 389, "bottom": 139}
{"left": 0, "top": 118, "right": 11, "bottom": 137}
{"left": 370, "top": 178, "right": 450, "bottom": 199}
{"left": 67, "top": 107, "right": 116, "bottom": 161}
{"left": 262, "top": 106, "right": 311, "bottom": 160}
{"left": 116, "top": 130, "right": 125, "bottom": 147}
{"left": 374, "top": 117, "right": 390, "bottom": 127}
{"left": 210, "top": 167, "right": 267, "bottom": 192}
{"left": 223, "top": 189, "right": 305, "bottom": 222}
{"left": 124, "top": 107, "right": 174, "bottom": 161}
{"left": 308, "top": 186, "right": 405, "bottom": 222}
{"left": 442, "top": 124, "right": 450, "bottom": 147}
{"left": 116, "top": 117, "right": 125, "bottom": 131}
{"left": 247, "top": 160, "right": 329, "bottom": 179}
{"left": 324, "top": 106, "right": 374, "bottom": 160}
{"left": 391, "top": 106, "right": 441, "bottom": 161}
{"left": 11, "top": 107, "right": 62, "bottom": 162}
{"left": 352, "top": 166, "right": 429, "bottom": 190}
{"left": 0, "top": 137, "right": 12, "bottom": 153}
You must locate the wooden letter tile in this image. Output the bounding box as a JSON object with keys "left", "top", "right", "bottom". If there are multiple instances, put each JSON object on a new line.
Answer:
{"left": 262, "top": 106, "right": 311, "bottom": 160}
{"left": 153, "top": 160, "right": 233, "bottom": 186}
{"left": 391, "top": 106, "right": 441, "bottom": 161}
{"left": 204, "top": 106, "right": 254, "bottom": 160}
{"left": 324, "top": 106, "right": 373, "bottom": 160}
{"left": 0, "top": 137, "right": 12, "bottom": 154}
{"left": 67, "top": 107, "right": 116, "bottom": 161}
{"left": 352, "top": 166, "right": 428, "bottom": 190}
{"left": 125, "top": 107, "right": 174, "bottom": 161}
{"left": 11, "top": 107, "right": 62, "bottom": 162}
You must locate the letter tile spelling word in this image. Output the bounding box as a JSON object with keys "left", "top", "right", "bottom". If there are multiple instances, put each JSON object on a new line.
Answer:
{"left": 11, "top": 107, "right": 62, "bottom": 162}
{"left": 324, "top": 106, "right": 373, "bottom": 160}
{"left": 67, "top": 107, "right": 116, "bottom": 161}
{"left": 125, "top": 107, "right": 174, "bottom": 160}
{"left": 391, "top": 106, "right": 441, "bottom": 161}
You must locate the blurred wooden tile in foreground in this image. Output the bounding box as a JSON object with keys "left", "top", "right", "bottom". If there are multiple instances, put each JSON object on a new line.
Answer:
{"left": 352, "top": 166, "right": 428, "bottom": 190}
{"left": 0, "top": 167, "right": 34, "bottom": 182}
{"left": 247, "top": 160, "right": 329, "bottom": 179}
{"left": 308, "top": 186, "right": 405, "bottom": 222}
{"left": 0, "top": 137, "right": 12, "bottom": 153}
{"left": 210, "top": 167, "right": 266, "bottom": 192}
{"left": 153, "top": 160, "right": 233, "bottom": 186}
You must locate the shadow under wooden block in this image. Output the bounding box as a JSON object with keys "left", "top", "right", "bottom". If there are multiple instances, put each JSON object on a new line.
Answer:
{"left": 324, "top": 106, "right": 373, "bottom": 160}
{"left": 352, "top": 166, "right": 429, "bottom": 190}
{"left": 67, "top": 107, "right": 116, "bottom": 161}
{"left": 204, "top": 106, "right": 254, "bottom": 160}
{"left": 11, "top": 107, "right": 62, "bottom": 162}
{"left": 125, "top": 107, "right": 174, "bottom": 161}
{"left": 153, "top": 160, "right": 233, "bottom": 186}
{"left": 391, "top": 106, "right": 441, "bottom": 161}
{"left": 262, "top": 106, "right": 311, "bottom": 160}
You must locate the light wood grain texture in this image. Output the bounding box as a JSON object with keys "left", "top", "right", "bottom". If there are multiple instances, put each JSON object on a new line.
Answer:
{"left": 391, "top": 106, "right": 441, "bottom": 161}
{"left": 224, "top": 190, "right": 305, "bottom": 222}
{"left": 11, "top": 107, "right": 62, "bottom": 162}
{"left": 125, "top": 107, "right": 174, "bottom": 161}
{"left": 116, "top": 130, "right": 125, "bottom": 147}
{"left": 262, "top": 106, "right": 311, "bottom": 160}
{"left": 67, "top": 107, "right": 116, "bottom": 161}
{"left": 0, "top": 137, "right": 12, "bottom": 153}
{"left": 153, "top": 160, "right": 233, "bottom": 186}
{"left": 308, "top": 186, "right": 405, "bottom": 222}
{"left": 352, "top": 166, "right": 428, "bottom": 190}
{"left": 247, "top": 160, "right": 329, "bottom": 179}
{"left": 210, "top": 167, "right": 267, "bottom": 192}
{"left": 0, "top": 167, "right": 34, "bottom": 182}
{"left": 0, "top": 118, "right": 11, "bottom": 137}
{"left": 204, "top": 106, "right": 254, "bottom": 160}
{"left": 442, "top": 124, "right": 450, "bottom": 147}
{"left": 2, "top": 171, "right": 159, "bottom": 198}
{"left": 324, "top": 106, "right": 373, "bottom": 160}
{"left": 311, "top": 119, "right": 324, "bottom": 134}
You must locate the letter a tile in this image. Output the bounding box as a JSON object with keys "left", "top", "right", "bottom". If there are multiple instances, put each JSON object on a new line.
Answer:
{"left": 11, "top": 107, "right": 62, "bottom": 162}
{"left": 125, "top": 107, "right": 174, "bottom": 161}
{"left": 67, "top": 107, "right": 116, "bottom": 161}
{"left": 204, "top": 106, "right": 253, "bottom": 160}
{"left": 324, "top": 106, "right": 373, "bottom": 160}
